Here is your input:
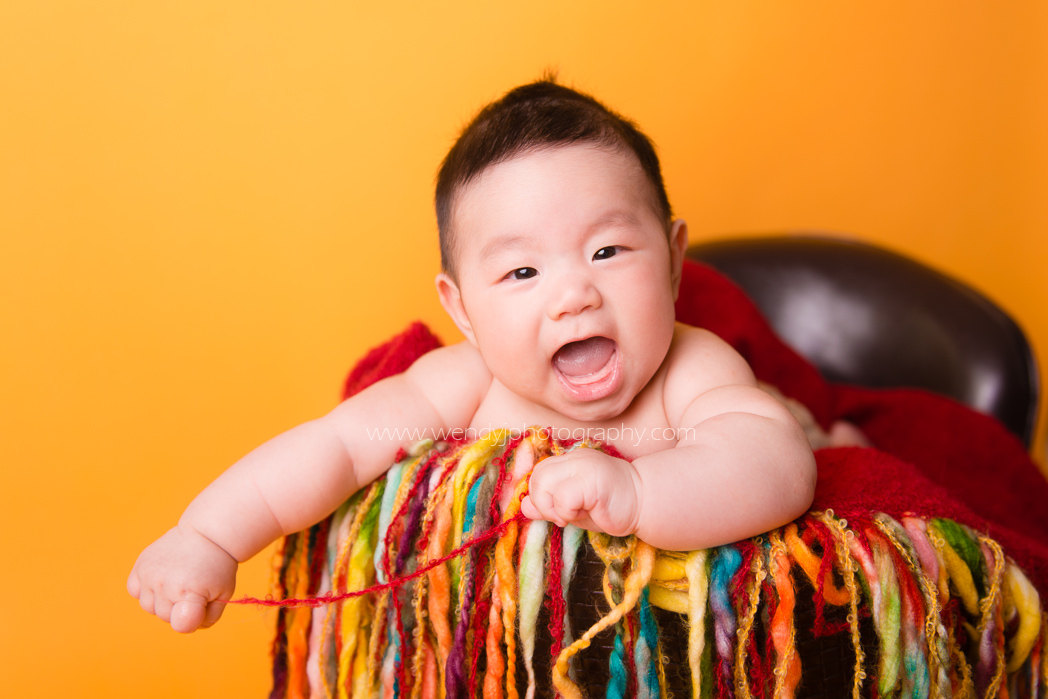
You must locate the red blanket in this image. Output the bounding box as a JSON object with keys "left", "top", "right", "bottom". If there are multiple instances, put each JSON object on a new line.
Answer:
{"left": 342, "top": 259, "right": 1048, "bottom": 594}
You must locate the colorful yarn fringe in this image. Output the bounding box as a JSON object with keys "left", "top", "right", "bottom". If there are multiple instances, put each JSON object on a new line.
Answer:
{"left": 266, "top": 431, "right": 1048, "bottom": 698}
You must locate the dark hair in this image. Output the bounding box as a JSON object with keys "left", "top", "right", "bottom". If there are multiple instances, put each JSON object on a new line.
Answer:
{"left": 435, "top": 79, "right": 673, "bottom": 277}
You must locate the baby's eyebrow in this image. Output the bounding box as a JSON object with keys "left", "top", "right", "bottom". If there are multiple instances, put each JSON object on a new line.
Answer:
{"left": 479, "top": 234, "right": 531, "bottom": 262}
{"left": 587, "top": 210, "right": 641, "bottom": 232}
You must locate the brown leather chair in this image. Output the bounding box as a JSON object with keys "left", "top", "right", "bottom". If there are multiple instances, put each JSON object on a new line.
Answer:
{"left": 681, "top": 234, "right": 1041, "bottom": 697}
{"left": 687, "top": 234, "right": 1040, "bottom": 447}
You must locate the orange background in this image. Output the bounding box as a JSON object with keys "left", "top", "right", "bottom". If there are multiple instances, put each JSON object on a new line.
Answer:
{"left": 2, "top": 2, "right": 1045, "bottom": 695}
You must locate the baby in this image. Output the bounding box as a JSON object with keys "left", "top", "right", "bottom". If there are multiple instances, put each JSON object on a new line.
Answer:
{"left": 128, "top": 80, "right": 817, "bottom": 633}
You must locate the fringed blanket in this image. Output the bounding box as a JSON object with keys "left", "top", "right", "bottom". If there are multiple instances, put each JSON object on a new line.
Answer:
{"left": 265, "top": 260, "right": 1048, "bottom": 697}
{"left": 268, "top": 431, "right": 1046, "bottom": 697}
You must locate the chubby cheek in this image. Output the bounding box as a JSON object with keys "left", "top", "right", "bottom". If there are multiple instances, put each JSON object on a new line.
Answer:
{"left": 623, "top": 272, "right": 677, "bottom": 331}
{"left": 473, "top": 316, "right": 549, "bottom": 387}
{"left": 621, "top": 284, "right": 677, "bottom": 371}
{"left": 466, "top": 299, "right": 519, "bottom": 347}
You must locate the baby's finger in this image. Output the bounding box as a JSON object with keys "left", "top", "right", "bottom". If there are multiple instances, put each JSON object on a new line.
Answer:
{"left": 126, "top": 569, "right": 141, "bottom": 598}
{"left": 170, "top": 597, "right": 208, "bottom": 634}
{"left": 154, "top": 595, "right": 174, "bottom": 624}
{"left": 521, "top": 495, "right": 563, "bottom": 525}
{"left": 522, "top": 481, "right": 566, "bottom": 526}
{"left": 520, "top": 495, "right": 540, "bottom": 520}
{"left": 138, "top": 588, "right": 156, "bottom": 616}
{"left": 200, "top": 600, "right": 228, "bottom": 629}
{"left": 521, "top": 475, "right": 557, "bottom": 519}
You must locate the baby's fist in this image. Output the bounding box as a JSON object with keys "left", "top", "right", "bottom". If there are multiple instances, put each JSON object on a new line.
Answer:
{"left": 127, "top": 525, "right": 238, "bottom": 633}
{"left": 520, "top": 447, "right": 641, "bottom": 536}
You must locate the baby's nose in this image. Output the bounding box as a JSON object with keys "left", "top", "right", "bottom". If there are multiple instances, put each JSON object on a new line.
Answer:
{"left": 548, "top": 273, "right": 602, "bottom": 319}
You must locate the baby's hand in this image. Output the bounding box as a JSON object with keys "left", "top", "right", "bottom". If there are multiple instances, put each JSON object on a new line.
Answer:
{"left": 520, "top": 447, "right": 641, "bottom": 536}
{"left": 127, "top": 525, "right": 238, "bottom": 633}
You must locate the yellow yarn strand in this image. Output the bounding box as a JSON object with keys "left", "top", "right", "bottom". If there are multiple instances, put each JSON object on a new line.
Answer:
{"left": 817, "top": 511, "right": 867, "bottom": 699}
{"left": 949, "top": 640, "right": 975, "bottom": 697}
{"left": 553, "top": 540, "right": 657, "bottom": 699}
{"left": 344, "top": 511, "right": 382, "bottom": 696}
{"left": 363, "top": 593, "right": 389, "bottom": 696}
{"left": 450, "top": 432, "right": 509, "bottom": 583}
{"left": 929, "top": 524, "right": 980, "bottom": 616}
{"left": 408, "top": 599, "right": 428, "bottom": 699}
{"left": 655, "top": 638, "right": 669, "bottom": 699}
{"left": 868, "top": 532, "right": 902, "bottom": 696}
{"left": 783, "top": 522, "right": 851, "bottom": 606}
{"left": 734, "top": 541, "right": 767, "bottom": 699}
{"left": 319, "top": 503, "right": 356, "bottom": 699}
{"left": 977, "top": 536, "right": 1007, "bottom": 698}
{"left": 925, "top": 526, "right": 975, "bottom": 694}
{"left": 648, "top": 550, "right": 689, "bottom": 613}
{"left": 685, "top": 549, "right": 710, "bottom": 698}
{"left": 495, "top": 468, "right": 530, "bottom": 699}
{"left": 335, "top": 484, "right": 381, "bottom": 699}
{"left": 590, "top": 532, "right": 636, "bottom": 607}
{"left": 1003, "top": 564, "right": 1042, "bottom": 672}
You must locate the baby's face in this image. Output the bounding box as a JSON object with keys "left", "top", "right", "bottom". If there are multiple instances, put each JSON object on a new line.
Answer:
{"left": 437, "top": 144, "right": 687, "bottom": 422}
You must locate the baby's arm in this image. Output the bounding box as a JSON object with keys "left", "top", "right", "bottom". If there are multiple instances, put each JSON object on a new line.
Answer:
{"left": 627, "top": 381, "right": 816, "bottom": 550}
{"left": 128, "top": 342, "right": 489, "bottom": 632}
{"left": 522, "top": 328, "right": 816, "bottom": 551}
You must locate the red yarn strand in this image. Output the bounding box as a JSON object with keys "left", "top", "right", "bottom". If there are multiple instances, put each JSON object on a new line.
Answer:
{"left": 232, "top": 512, "right": 530, "bottom": 608}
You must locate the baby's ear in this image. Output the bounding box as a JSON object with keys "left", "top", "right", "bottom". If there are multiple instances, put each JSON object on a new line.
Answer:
{"left": 668, "top": 219, "right": 689, "bottom": 301}
{"left": 435, "top": 273, "right": 478, "bottom": 346}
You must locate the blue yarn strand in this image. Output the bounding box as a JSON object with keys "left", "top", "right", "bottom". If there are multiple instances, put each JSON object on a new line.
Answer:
{"left": 373, "top": 461, "right": 404, "bottom": 583}
{"left": 635, "top": 588, "right": 661, "bottom": 698}
{"left": 607, "top": 633, "right": 628, "bottom": 699}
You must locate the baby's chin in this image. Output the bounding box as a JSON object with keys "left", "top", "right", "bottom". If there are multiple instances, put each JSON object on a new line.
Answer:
{"left": 546, "top": 383, "right": 641, "bottom": 425}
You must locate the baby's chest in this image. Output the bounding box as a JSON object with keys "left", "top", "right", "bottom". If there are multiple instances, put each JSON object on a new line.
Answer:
{"left": 467, "top": 398, "right": 676, "bottom": 459}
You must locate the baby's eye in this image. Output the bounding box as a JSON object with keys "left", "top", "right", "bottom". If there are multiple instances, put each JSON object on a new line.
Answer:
{"left": 593, "top": 246, "right": 620, "bottom": 260}
{"left": 507, "top": 267, "right": 537, "bottom": 280}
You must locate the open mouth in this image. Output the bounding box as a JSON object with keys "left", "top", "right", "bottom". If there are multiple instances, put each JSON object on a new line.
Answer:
{"left": 551, "top": 336, "right": 621, "bottom": 399}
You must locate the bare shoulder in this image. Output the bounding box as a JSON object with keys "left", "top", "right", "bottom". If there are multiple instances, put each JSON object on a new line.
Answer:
{"left": 661, "top": 323, "right": 761, "bottom": 424}
{"left": 326, "top": 341, "right": 491, "bottom": 443}
{"left": 401, "top": 341, "right": 493, "bottom": 428}
{"left": 318, "top": 342, "right": 491, "bottom": 484}
{"left": 405, "top": 340, "right": 489, "bottom": 375}
{"left": 664, "top": 323, "right": 757, "bottom": 388}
